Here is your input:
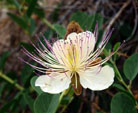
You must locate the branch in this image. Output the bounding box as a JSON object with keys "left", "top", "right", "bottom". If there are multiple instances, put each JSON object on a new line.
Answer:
{"left": 104, "top": 0, "right": 131, "bottom": 35}
{"left": 0, "top": 71, "right": 24, "bottom": 91}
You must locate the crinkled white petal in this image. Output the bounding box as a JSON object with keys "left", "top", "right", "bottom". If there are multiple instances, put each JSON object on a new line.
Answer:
{"left": 35, "top": 72, "right": 71, "bottom": 94}
{"left": 52, "top": 32, "right": 96, "bottom": 70}
{"left": 66, "top": 31, "right": 96, "bottom": 60}
{"left": 78, "top": 31, "right": 95, "bottom": 57}
{"left": 66, "top": 32, "right": 78, "bottom": 43}
{"left": 79, "top": 65, "right": 114, "bottom": 90}
{"left": 52, "top": 39, "right": 65, "bottom": 64}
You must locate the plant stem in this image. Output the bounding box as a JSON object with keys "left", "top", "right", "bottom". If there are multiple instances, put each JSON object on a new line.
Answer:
{"left": 60, "top": 97, "right": 74, "bottom": 113}
{"left": 42, "top": 18, "right": 55, "bottom": 31}
{"left": 111, "top": 62, "right": 133, "bottom": 94}
{"left": 55, "top": 91, "right": 66, "bottom": 113}
{"left": 58, "top": 91, "right": 66, "bottom": 105}
{"left": 56, "top": 87, "right": 74, "bottom": 113}
{"left": 111, "top": 61, "right": 138, "bottom": 106}
{"left": 0, "top": 71, "right": 24, "bottom": 91}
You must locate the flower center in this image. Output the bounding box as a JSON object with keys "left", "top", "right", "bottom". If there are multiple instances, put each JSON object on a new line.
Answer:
{"left": 66, "top": 44, "right": 81, "bottom": 72}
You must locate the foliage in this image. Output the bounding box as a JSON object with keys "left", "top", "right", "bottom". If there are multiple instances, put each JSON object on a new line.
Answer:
{"left": 0, "top": 0, "right": 138, "bottom": 113}
{"left": 123, "top": 53, "right": 138, "bottom": 80}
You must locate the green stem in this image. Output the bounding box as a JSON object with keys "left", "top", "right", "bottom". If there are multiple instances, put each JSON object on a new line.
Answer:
{"left": 56, "top": 87, "right": 74, "bottom": 113}
{"left": 55, "top": 91, "right": 66, "bottom": 113}
{"left": 60, "top": 97, "right": 74, "bottom": 113}
{"left": 42, "top": 18, "right": 55, "bottom": 31}
{"left": 0, "top": 71, "right": 24, "bottom": 91}
{"left": 136, "top": 104, "right": 138, "bottom": 110}
{"left": 0, "top": 4, "right": 16, "bottom": 9}
{"left": 111, "top": 61, "right": 122, "bottom": 80}
{"left": 58, "top": 91, "right": 66, "bottom": 105}
{"left": 111, "top": 61, "right": 138, "bottom": 106}
{"left": 112, "top": 62, "right": 133, "bottom": 94}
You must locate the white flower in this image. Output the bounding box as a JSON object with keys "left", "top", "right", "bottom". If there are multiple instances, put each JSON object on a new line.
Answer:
{"left": 22, "top": 29, "right": 116, "bottom": 95}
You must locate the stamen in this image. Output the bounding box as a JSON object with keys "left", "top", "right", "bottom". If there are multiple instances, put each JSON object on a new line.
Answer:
{"left": 80, "top": 38, "right": 83, "bottom": 58}
{"left": 41, "top": 34, "right": 53, "bottom": 52}
{"left": 88, "top": 28, "right": 114, "bottom": 61}
{"left": 94, "top": 22, "right": 98, "bottom": 42}
{"left": 58, "top": 41, "right": 66, "bottom": 58}
{"left": 19, "top": 57, "right": 48, "bottom": 74}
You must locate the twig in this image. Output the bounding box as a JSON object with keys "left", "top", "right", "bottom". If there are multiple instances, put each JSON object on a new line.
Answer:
{"left": 41, "top": 18, "right": 55, "bottom": 31}
{"left": 117, "top": 52, "right": 129, "bottom": 58}
{"left": 57, "top": 1, "right": 81, "bottom": 24}
{"left": 106, "top": 90, "right": 114, "bottom": 97}
{"left": 91, "top": 96, "right": 106, "bottom": 113}
{"left": 104, "top": 0, "right": 131, "bottom": 35}
{"left": 92, "top": 103, "right": 106, "bottom": 113}
{"left": 0, "top": 71, "right": 24, "bottom": 91}
{"left": 126, "top": 0, "right": 138, "bottom": 41}
{"left": 122, "top": 39, "right": 138, "bottom": 51}
{"left": 77, "top": 89, "right": 86, "bottom": 113}
{"left": 93, "top": 0, "right": 101, "bottom": 13}
{"left": 78, "top": 101, "right": 84, "bottom": 113}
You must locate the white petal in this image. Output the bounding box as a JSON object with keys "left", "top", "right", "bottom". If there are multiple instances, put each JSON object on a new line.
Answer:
{"left": 66, "top": 32, "right": 78, "bottom": 43}
{"left": 66, "top": 31, "right": 96, "bottom": 60}
{"left": 79, "top": 65, "right": 114, "bottom": 90}
{"left": 35, "top": 72, "right": 71, "bottom": 94}
{"left": 52, "top": 39, "right": 65, "bottom": 64}
{"left": 78, "top": 31, "right": 95, "bottom": 58}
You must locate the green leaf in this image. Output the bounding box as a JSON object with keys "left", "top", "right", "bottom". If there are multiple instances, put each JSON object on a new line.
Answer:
{"left": 0, "top": 82, "right": 6, "bottom": 97}
{"left": 21, "top": 62, "right": 34, "bottom": 85}
{"left": 34, "top": 8, "right": 45, "bottom": 18}
{"left": 23, "top": 93, "right": 34, "bottom": 112}
{"left": 20, "top": 42, "right": 35, "bottom": 52}
{"left": 70, "top": 11, "right": 104, "bottom": 30}
{"left": 70, "top": 11, "right": 93, "bottom": 30}
{"left": 6, "top": 0, "right": 21, "bottom": 10}
{"left": 51, "top": 3, "right": 61, "bottom": 22}
{"left": 29, "top": 18, "right": 36, "bottom": 35}
{"left": 113, "top": 42, "right": 121, "bottom": 61}
{"left": 91, "top": 13, "right": 104, "bottom": 30}
{"left": 105, "top": 42, "right": 112, "bottom": 50}
{"left": 0, "top": 100, "right": 16, "bottom": 112}
{"left": 26, "top": 0, "right": 38, "bottom": 17}
{"left": 30, "top": 76, "right": 43, "bottom": 95}
{"left": 34, "top": 93, "right": 60, "bottom": 113}
{"left": 103, "top": 42, "right": 112, "bottom": 56}
{"left": 0, "top": 91, "right": 22, "bottom": 112}
{"left": 111, "top": 92, "right": 137, "bottom": 113}
{"left": 43, "top": 29, "right": 54, "bottom": 40}
{"left": 0, "top": 51, "right": 10, "bottom": 70}
{"left": 112, "top": 83, "right": 135, "bottom": 103}
{"left": 13, "top": 0, "right": 21, "bottom": 10}
{"left": 113, "top": 42, "right": 121, "bottom": 51}
{"left": 53, "top": 24, "right": 66, "bottom": 39}
{"left": 10, "top": 92, "right": 22, "bottom": 112}
{"left": 112, "top": 83, "right": 125, "bottom": 91}
{"left": 123, "top": 53, "right": 138, "bottom": 80}
{"left": 8, "top": 13, "right": 28, "bottom": 30}
{"left": 25, "top": 0, "right": 31, "bottom": 4}
{"left": 119, "top": 23, "right": 132, "bottom": 37}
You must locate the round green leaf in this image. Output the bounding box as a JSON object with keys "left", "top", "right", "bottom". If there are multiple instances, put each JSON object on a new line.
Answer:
{"left": 111, "top": 93, "right": 137, "bottom": 113}
{"left": 30, "top": 76, "right": 43, "bottom": 95}
{"left": 123, "top": 53, "right": 138, "bottom": 80}
{"left": 34, "top": 93, "right": 60, "bottom": 113}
